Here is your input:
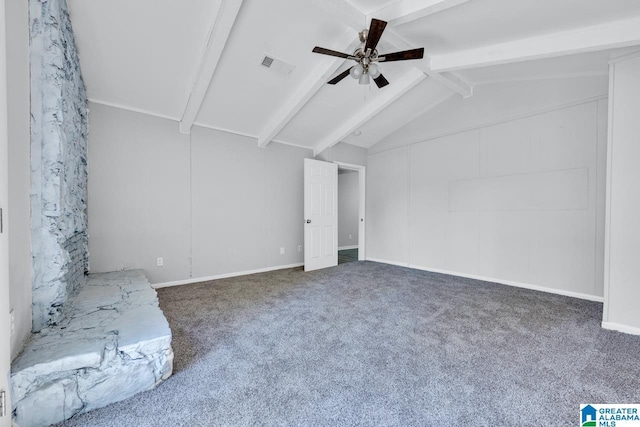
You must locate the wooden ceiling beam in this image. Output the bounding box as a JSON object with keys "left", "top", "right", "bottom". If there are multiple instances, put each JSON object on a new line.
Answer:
{"left": 313, "top": 68, "right": 426, "bottom": 156}
{"left": 257, "top": 33, "right": 360, "bottom": 149}
{"left": 382, "top": 29, "right": 473, "bottom": 97}
{"left": 430, "top": 16, "right": 640, "bottom": 72}
{"left": 179, "top": 0, "right": 243, "bottom": 134}
{"left": 253, "top": 0, "right": 365, "bottom": 148}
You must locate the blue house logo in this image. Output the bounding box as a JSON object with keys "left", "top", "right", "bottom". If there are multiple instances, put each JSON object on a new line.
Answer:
{"left": 581, "top": 404, "right": 597, "bottom": 426}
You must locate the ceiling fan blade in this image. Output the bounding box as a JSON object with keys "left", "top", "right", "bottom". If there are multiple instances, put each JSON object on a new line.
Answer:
{"left": 364, "top": 19, "right": 387, "bottom": 53}
{"left": 312, "top": 46, "right": 351, "bottom": 59}
{"left": 327, "top": 68, "right": 352, "bottom": 85}
{"left": 379, "top": 48, "right": 424, "bottom": 62}
{"left": 373, "top": 74, "right": 389, "bottom": 88}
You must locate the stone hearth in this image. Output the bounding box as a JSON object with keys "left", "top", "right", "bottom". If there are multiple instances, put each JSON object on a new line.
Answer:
{"left": 11, "top": 270, "right": 173, "bottom": 427}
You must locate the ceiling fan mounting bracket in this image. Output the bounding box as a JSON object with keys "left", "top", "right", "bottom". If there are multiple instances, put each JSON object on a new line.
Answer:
{"left": 358, "top": 29, "right": 368, "bottom": 43}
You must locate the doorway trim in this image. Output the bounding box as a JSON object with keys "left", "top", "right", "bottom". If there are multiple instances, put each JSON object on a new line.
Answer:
{"left": 334, "top": 161, "right": 365, "bottom": 261}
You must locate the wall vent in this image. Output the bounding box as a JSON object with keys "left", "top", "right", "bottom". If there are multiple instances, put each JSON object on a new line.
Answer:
{"left": 259, "top": 54, "right": 295, "bottom": 77}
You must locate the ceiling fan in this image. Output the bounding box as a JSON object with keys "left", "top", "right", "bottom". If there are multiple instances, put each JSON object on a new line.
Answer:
{"left": 312, "top": 18, "right": 424, "bottom": 88}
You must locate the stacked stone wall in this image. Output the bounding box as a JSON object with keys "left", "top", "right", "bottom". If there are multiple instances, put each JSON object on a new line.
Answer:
{"left": 62, "top": 232, "right": 88, "bottom": 293}
{"left": 30, "top": 0, "right": 89, "bottom": 330}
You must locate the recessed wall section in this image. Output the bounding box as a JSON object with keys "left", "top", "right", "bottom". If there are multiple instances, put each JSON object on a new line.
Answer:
{"left": 449, "top": 168, "right": 589, "bottom": 212}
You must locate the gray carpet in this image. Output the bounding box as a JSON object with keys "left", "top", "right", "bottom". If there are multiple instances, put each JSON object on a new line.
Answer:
{"left": 57, "top": 261, "right": 640, "bottom": 426}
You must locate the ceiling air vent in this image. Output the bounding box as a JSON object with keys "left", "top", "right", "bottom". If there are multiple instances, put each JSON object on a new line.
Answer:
{"left": 259, "top": 54, "right": 295, "bottom": 77}
{"left": 261, "top": 56, "right": 274, "bottom": 68}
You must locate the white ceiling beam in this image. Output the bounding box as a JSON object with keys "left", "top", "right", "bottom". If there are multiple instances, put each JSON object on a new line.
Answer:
{"left": 423, "top": 70, "right": 473, "bottom": 97}
{"left": 430, "top": 16, "right": 640, "bottom": 72}
{"left": 383, "top": 29, "right": 473, "bottom": 97}
{"left": 367, "top": 89, "right": 456, "bottom": 150}
{"left": 371, "top": 0, "right": 470, "bottom": 26}
{"left": 258, "top": 33, "right": 360, "bottom": 148}
{"left": 179, "top": 0, "right": 243, "bottom": 134}
{"left": 313, "top": 67, "right": 426, "bottom": 156}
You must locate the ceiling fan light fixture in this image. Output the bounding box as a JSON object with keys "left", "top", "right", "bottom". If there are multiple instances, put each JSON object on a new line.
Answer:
{"left": 368, "top": 63, "right": 380, "bottom": 78}
{"left": 350, "top": 63, "right": 364, "bottom": 79}
{"left": 359, "top": 72, "right": 370, "bottom": 85}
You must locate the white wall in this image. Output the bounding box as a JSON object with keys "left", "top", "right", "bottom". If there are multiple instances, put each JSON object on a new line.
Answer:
{"left": 338, "top": 171, "right": 359, "bottom": 248}
{"left": 367, "top": 77, "right": 608, "bottom": 299}
{"left": 190, "top": 126, "right": 309, "bottom": 277}
{"left": 6, "top": 0, "right": 31, "bottom": 360}
{"left": 603, "top": 52, "right": 640, "bottom": 333}
{"left": 373, "top": 76, "right": 609, "bottom": 154}
{"left": 87, "top": 103, "right": 312, "bottom": 284}
{"left": 366, "top": 146, "right": 409, "bottom": 265}
{"left": 87, "top": 104, "right": 191, "bottom": 283}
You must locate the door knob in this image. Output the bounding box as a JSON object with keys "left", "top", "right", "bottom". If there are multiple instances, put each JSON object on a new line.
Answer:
{"left": 306, "top": 219, "right": 311, "bottom": 223}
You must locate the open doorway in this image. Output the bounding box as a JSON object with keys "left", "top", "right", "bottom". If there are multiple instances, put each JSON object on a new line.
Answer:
{"left": 338, "top": 169, "right": 358, "bottom": 263}
{"left": 335, "top": 161, "right": 365, "bottom": 263}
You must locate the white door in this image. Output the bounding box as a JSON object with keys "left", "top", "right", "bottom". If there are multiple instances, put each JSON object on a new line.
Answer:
{"left": 304, "top": 159, "right": 337, "bottom": 272}
{"left": 0, "top": 2, "right": 12, "bottom": 423}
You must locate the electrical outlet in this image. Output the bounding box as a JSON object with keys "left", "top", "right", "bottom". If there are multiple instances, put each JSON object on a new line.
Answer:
{"left": 280, "top": 247, "right": 285, "bottom": 255}
{"left": 156, "top": 257, "right": 164, "bottom": 267}
{"left": 349, "top": 234, "right": 352, "bottom": 240}
{"left": 298, "top": 245, "right": 302, "bottom": 252}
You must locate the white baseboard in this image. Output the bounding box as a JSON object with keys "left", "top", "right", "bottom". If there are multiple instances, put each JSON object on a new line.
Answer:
{"left": 366, "top": 257, "right": 409, "bottom": 268}
{"left": 365, "top": 257, "right": 603, "bottom": 303}
{"left": 152, "top": 262, "right": 304, "bottom": 289}
{"left": 338, "top": 245, "right": 358, "bottom": 250}
{"left": 601, "top": 321, "right": 640, "bottom": 336}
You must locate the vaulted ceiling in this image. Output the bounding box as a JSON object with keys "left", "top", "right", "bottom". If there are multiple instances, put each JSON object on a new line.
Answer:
{"left": 66, "top": 0, "right": 640, "bottom": 154}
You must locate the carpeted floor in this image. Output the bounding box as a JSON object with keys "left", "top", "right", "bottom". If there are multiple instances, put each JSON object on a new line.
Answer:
{"left": 57, "top": 261, "right": 640, "bottom": 426}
